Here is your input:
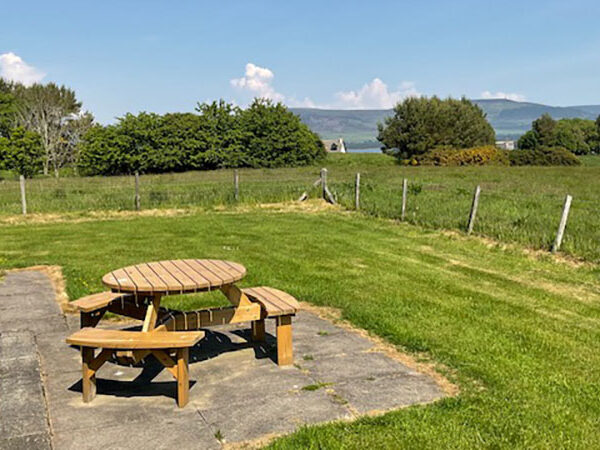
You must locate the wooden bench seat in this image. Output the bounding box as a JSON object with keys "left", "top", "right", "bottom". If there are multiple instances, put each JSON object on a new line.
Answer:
{"left": 72, "top": 291, "right": 131, "bottom": 327}
{"left": 66, "top": 328, "right": 204, "bottom": 407}
{"left": 242, "top": 287, "right": 300, "bottom": 366}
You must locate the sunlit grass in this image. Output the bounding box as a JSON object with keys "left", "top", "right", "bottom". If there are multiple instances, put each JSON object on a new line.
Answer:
{"left": 1, "top": 209, "right": 599, "bottom": 448}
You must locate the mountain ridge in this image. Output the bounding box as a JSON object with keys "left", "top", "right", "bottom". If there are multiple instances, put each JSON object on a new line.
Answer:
{"left": 290, "top": 99, "right": 600, "bottom": 147}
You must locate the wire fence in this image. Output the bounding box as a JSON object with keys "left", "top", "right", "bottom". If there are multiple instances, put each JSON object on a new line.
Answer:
{"left": 0, "top": 168, "right": 598, "bottom": 263}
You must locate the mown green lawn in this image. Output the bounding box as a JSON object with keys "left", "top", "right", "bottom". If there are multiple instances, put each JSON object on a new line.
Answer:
{"left": 1, "top": 153, "right": 600, "bottom": 262}
{"left": 1, "top": 208, "right": 599, "bottom": 448}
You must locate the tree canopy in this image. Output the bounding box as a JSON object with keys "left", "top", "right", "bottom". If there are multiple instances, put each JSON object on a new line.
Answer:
{"left": 0, "top": 126, "right": 43, "bottom": 177}
{"left": 377, "top": 96, "right": 496, "bottom": 159}
{"left": 518, "top": 114, "right": 599, "bottom": 154}
{"left": 78, "top": 99, "right": 325, "bottom": 176}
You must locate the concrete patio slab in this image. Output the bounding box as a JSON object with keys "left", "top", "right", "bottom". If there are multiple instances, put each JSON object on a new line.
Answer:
{"left": 0, "top": 270, "right": 447, "bottom": 448}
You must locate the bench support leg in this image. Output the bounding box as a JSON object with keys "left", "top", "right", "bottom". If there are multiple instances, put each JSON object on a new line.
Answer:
{"left": 82, "top": 347, "right": 96, "bottom": 402}
{"left": 276, "top": 315, "right": 293, "bottom": 366}
{"left": 251, "top": 319, "right": 265, "bottom": 342}
{"left": 176, "top": 348, "right": 189, "bottom": 408}
{"left": 80, "top": 308, "right": 106, "bottom": 328}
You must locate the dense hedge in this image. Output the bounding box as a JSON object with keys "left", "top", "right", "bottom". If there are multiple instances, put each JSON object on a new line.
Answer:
{"left": 415, "top": 146, "right": 509, "bottom": 166}
{"left": 410, "top": 145, "right": 580, "bottom": 167}
{"left": 78, "top": 99, "right": 325, "bottom": 175}
{"left": 508, "top": 146, "right": 581, "bottom": 166}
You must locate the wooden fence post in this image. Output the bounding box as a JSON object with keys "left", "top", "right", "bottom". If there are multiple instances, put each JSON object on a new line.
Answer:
{"left": 551, "top": 194, "right": 572, "bottom": 253}
{"left": 320, "top": 168, "right": 327, "bottom": 200}
{"left": 320, "top": 168, "right": 336, "bottom": 204}
{"left": 134, "top": 171, "right": 141, "bottom": 211}
{"left": 19, "top": 175, "right": 27, "bottom": 215}
{"left": 234, "top": 169, "right": 239, "bottom": 201}
{"left": 467, "top": 185, "right": 481, "bottom": 234}
{"left": 355, "top": 173, "right": 360, "bottom": 210}
{"left": 401, "top": 178, "right": 408, "bottom": 221}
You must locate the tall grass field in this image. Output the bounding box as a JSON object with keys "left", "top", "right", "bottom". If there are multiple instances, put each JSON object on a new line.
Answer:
{"left": 1, "top": 153, "right": 599, "bottom": 262}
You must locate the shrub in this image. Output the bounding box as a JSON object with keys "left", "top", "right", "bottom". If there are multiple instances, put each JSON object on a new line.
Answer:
{"left": 378, "top": 96, "right": 495, "bottom": 159}
{"left": 0, "top": 126, "right": 44, "bottom": 177}
{"left": 78, "top": 99, "right": 325, "bottom": 175}
{"left": 415, "top": 145, "right": 509, "bottom": 166}
{"left": 509, "top": 147, "right": 581, "bottom": 166}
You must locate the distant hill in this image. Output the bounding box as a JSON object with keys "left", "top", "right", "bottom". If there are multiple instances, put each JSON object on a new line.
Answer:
{"left": 291, "top": 99, "right": 600, "bottom": 148}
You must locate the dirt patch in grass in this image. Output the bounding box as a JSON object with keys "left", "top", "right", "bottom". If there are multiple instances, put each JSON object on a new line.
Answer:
{"left": 0, "top": 208, "right": 193, "bottom": 226}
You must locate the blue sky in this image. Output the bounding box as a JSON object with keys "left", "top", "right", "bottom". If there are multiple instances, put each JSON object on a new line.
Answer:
{"left": 1, "top": 0, "right": 599, "bottom": 123}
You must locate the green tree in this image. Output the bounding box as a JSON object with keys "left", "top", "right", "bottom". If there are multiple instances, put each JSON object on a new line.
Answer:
{"left": 13, "top": 82, "right": 82, "bottom": 176}
{"left": 0, "top": 126, "right": 43, "bottom": 177}
{"left": 377, "top": 96, "right": 495, "bottom": 159}
{"left": 517, "top": 130, "right": 538, "bottom": 149}
{"left": 237, "top": 98, "right": 325, "bottom": 168}
{"left": 531, "top": 113, "right": 556, "bottom": 147}
{"left": 552, "top": 119, "right": 590, "bottom": 155}
{"left": 0, "top": 79, "right": 17, "bottom": 137}
{"left": 78, "top": 99, "right": 324, "bottom": 175}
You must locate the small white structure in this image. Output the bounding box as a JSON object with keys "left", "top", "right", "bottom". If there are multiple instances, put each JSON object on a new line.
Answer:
{"left": 322, "top": 138, "right": 347, "bottom": 153}
{"left": 496, "top": 140, "right": 515, "bottom": 150}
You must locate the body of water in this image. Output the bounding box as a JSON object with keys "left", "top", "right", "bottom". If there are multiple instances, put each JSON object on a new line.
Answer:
{"left": 347, "top": 147, "right": 382, "bottom": 153}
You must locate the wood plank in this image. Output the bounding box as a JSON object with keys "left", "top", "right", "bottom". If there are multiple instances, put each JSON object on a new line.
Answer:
{"left": 219, "top": 260, "right": 247, "bottom": 278}
{"left": 276, "top": 315, "right": 293, "bottom": 366}
{"left": 206, "top": 259, "right": 240, "bottom": 284}
{"left": 176, "top": 348, "right": 189, "bottom": 408}
{"left": 221, "top": 284, "right": 253, "bottom": 307}
{"left": 72, "top": 291, "right": 128, "bottom": 313}
{"left": 66, "top": 328, "right": 204, "bottom": 349}
{"left": 121, "top": 266, "right": 154, "bottom": 292}
{"left": 160, "top": 303, "right": 261, "bottom": 330}
{"left": 89, "top": 349, "right": 112, "bottom": 372}
{"left": 135, "top": 264, "right": 169, "bottom": 293}
{"left": 183, "top": 259, "right": 224, "bottom": 286}
{"left": 151, "top": 350, "right": 178, "bottom": 379}
{"left": 157, "top": 260, "right": 198, "bottom": 291}
{"left": 106, "top": 269, "right": 130, "bottom": 291}
{"left": 251, "top": 320, "right": 265, "bottom": 342}
{"left": 172, "top": 260, "right": 212, "bottom": 290}
{"left": 146, "top": 262, "right": 186, "bottom": 293}
{"left": 142, "top": 294, "right": 162, "bottom": 332}
{"left": 81, "top": 347, "right": 96, "bottom": 402}
{"left": 243, "top": 287, "right": 299, "bottom": 316}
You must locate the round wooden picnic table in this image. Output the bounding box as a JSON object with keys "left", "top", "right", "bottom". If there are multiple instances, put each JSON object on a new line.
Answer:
{"left": 102, "top": 259, "right": 246, "bottom": 295}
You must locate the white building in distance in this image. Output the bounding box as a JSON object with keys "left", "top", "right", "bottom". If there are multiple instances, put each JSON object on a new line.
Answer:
{"left": 496, "top": 140, "right": 515, "bottom": 150}
{"left": 322, "top": 138, "right": 347, "bottom": 153}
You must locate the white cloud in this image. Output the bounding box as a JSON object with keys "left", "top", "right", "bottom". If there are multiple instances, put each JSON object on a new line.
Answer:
{"left": 0, "top": 52, "right": 45, "bottom": 86}
{"left": 334, "top": 78, "right": 420, "bottom": 109}
{"left": 230, "top": 63, "right": 285, "bottom": 102}
{"left": 287, "top": 96, "right": 316, "bottom": 108}
{"left": 480, "top": 90, "right": 525, "bottom": 102}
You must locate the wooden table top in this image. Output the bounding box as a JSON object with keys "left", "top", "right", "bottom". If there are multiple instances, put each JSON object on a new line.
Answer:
{"left": 102, "top": 259, "right": 246, "bottom": 295}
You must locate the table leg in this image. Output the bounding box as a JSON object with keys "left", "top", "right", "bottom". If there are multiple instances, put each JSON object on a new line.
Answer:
{"left": 176, "top": 348, "right": 189, "bottom": 408}
{"left": 251, "top": 319, "right": 265, "bottom": 342}
{"left": 142, "top": 293, "right": 162, "bottom": 332}
{"left": 82, "top": 347, "right": 96, "bottom": 402}
{"left": 276, "top": 316, "right": 293, "bottom": 366}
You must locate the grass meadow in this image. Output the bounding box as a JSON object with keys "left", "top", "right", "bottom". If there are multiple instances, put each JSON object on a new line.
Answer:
{"left": 0, "top": 153, "right": 599, "bottom": 262}
{"left": 1, "top": 209, "right": 599, "bottom": 448}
